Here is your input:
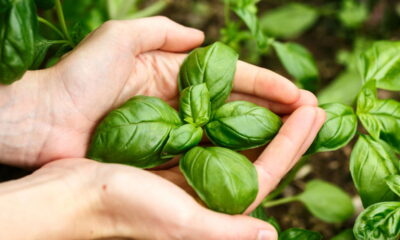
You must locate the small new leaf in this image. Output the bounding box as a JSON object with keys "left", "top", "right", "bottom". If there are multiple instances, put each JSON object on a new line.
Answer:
{"left": 161, "top": 124, "right": 202, "bottom": 159}
{"left": 179, "top": 83, "right": 211, "bottom": 127}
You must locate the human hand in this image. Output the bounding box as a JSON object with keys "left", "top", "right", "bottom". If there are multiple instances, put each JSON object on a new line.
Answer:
{"left": 0, "top": 16, "right": 319, "bottom": 168}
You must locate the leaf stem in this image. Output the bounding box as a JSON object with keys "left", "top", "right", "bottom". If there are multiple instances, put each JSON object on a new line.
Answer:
{"left": 123, "top": 0, "right": 170, "bottom": 19}
{"left": 38, "top": 16, "right": 64, "bottom": 39}
{"left": 224, "top": 0, "right": 231, "bottom": 25}
{"left": 263, "top": 157, "right": 308, "bottom": 201}
{"left": 262, "top": 196, "right": 299, "bottom": 208}
{"left": 54, "top": 0, "right": 73, "bottom": 47}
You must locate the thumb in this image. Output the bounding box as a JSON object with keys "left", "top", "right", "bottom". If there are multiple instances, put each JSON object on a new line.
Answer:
{"left": 184, "top": 208, "right": 278, "bottom": 240}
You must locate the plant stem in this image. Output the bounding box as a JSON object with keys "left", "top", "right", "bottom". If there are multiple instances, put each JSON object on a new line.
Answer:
{"left": 224, "top": 0, "right": 231, "bottom": 25}
{"left": 124, "top": 0, "right": 170, "bottom": 19}
{"left": 48, "top": 39, "right": 70, "bottom": 45}
{"left": 263, "top": 157, "right": 309, "bottom": 202}
{"left": 262, "top": 196, "right": 299, "bottom": 208}
{"left": 55, "top": 0, "right": 73, "bottom": 46}
{"left": 38, "top": 16, "right": 64, "bottom": 39}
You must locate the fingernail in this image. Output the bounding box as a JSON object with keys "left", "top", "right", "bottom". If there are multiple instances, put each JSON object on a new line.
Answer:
{"left": 257, "top": 230, "right": 276, "bottom": 240}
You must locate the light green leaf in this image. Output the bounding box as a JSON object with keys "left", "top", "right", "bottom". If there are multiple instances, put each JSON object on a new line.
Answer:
{"left": 357, "top": 81, "right": 400, "bottom": 152}
{"left": 332, "top": 229, "right": 355, "bottom": 240}
{"left": 308, "top": 103, "right": 357, "bottom": 154}
{"left": 298, "top": 180, "right": 354, "bottom": 223}
{"left": 179, "top": 83, "right": 211, "bottom": 127}
{"left": 260, "top": 3, "right": 318, "bottom": 39}
{"left": 386, "top": 175, "right": 400, "bottom": 197}
{"left": 350, "top": 135, "right": 400, "bottom": 207}
{"left": 339, "top": 0, "right": 368, "bottom": 29}
{"left": 273, "top": 41, "right": 319, "bottom": 92}
{"left": 358, "top": 41, "right": 400, "bottom": 90}
{"left": 354, "top": 202, "right": 400, "bottom": 240}
{"left": 279, "top": 228, "right": 322, "bottom": 240}
{"left": 161, "top": 124, "right": 202, "bottom": 159}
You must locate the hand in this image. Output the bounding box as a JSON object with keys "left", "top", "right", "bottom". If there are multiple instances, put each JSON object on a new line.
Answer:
{"left": 0, "top": 17, "right": 319, "bottom": 168}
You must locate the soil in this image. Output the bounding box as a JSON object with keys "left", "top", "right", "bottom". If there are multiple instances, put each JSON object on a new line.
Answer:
{"left": 1, "top": 0, "right": 400, "bottom": 238}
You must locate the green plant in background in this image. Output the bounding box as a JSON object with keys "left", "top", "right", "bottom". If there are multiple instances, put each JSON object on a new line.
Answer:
{"left": 0, "top": 0, "right": 170, "bottom": 84}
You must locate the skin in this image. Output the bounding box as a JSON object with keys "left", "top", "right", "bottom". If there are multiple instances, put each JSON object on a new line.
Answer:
{"left": 0, "top": 17, "right": 326, "bottom": 240}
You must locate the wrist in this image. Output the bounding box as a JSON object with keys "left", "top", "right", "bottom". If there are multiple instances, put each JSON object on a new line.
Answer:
{"left": 0, "top": 69, "right": 55, "bottom": 168}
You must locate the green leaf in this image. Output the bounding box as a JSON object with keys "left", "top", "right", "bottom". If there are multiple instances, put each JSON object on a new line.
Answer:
{"left": 178, "top": 42, "right": 239, "bottom": 110}
{"left": 357, "top": 80, "right": 400, "bottom": 152}
{"left": 249, "top": 205, "right": 281, "bottom": 233}
{"left": 205, "top": 101, "right": 281, "bottom": 151}
{"left": 161, "top": 124, "right": 202, "bottom": 159}
{"left": 358, "top": 41, "right": 400, "bottom": 90}
{"left": 332, "top": 229, "right": 356, "bottom": 240}
{"left": 87, "top": 96, "right": 182, "bottom": 169}
{"left": 260, "top": 3, "right": 318, "bottom": 39}
{"left": 298, "top": 180, "right": 354, "bottom": 223}
{"left": 307, "top": 103, "right": 357, "bottom": 154}
{"left": 229, "top": 0, "right": 267, "bottom": 48}
{"left": 29, "top": 37, "right": 57, "bottom": 70}
{"left": 386, "top": 175, "right": 400, "bottom": 197}
{"left": 354, "top": 202, "right": 400, "bottom": 240}
{"left": 0, "top": 0, "right": 38, "bottom": 84}
{"left": 350, "top": 135, "right": 400, "bottom": 207}
{"left": 273, "top": 41, "right": 319, "bottom": 92}
{"left": 63, "top": 0, "right": 108, "bottom": 32}
{"left": 179, "top": 83, "right": 211, "bottom": 127}
{"left": 180, "top": 146, "right": 258, "bottom": 214}
{"left": 338, "top": 0, "right": 368, "bottom": 29}
{"left": 34, "top": 0, "right": 54, "bottom": 9}
{"left": 279, "top": 228, "right": 322, "bottom": 240}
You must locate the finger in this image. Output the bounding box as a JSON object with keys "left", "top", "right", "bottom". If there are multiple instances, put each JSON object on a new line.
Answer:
{"left": 229, "top": 89, "right": 318, "bottom": 115}
{"left": 185, "top": 208, "right": 277, "bottom": 240}
{"left": 233, "top": 61, "right": 300, "bottom": 104}
{"left": 247, "top": 106, "right": 319, "bottom": 211}
{"left": 101, "top": 17, "right": 205, "bottom": 54}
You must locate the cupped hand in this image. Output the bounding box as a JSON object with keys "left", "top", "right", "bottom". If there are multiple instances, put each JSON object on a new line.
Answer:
{"left": 4, "top": 16, "right": 319, "bottom": 168}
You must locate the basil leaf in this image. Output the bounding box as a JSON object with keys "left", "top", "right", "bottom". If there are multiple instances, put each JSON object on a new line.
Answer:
{"left": 229, "top": 0, "right": 267, "bottom": 48}
{"left": 307, "top": 103, "right": 357, "bottom": 154}
{"left": 0, "top": 0, "right": 37, "bottom": 84}
{"left": 279, "top": 228, "right": 322, "bottom": 240}
{"left": 29, "top": 37, "right": 57, "bottom": 70}
{"left": 34, "top": 0, "right": 54, "bottom": 9}
{"left": 354, "top": 202, "right": 400, "bottom": 240}
{"left": 249, "top": 205, "right": 281, "bottom": 233}
{"left": 161, "top": 124, "right": 202, "bottom": 159}
{"left": 205, "top": 101, "right": 281, "bottom": 151}
{"left": 260, "top": 3, "right": 318, "bottom": 39}
{"left": 88, "top": 96, "right": 182, "bottom": 169}
{"left": 179, "top": 83, "right": 211, "bottom": 127}
{"left": 331, "top": 229, "right": 356, "bottom": 240}
{"left": 298, "top": 180, "right": 354, "bottom": 223}
{"left": 272, "top": 41, "right": 319, "bottom": 92}
{"left": 338, "top": 0, "right": 368, "bottom": 29}
{"left": 357, "top": 80, "right": 400, "bottom": 152}
{"left": 350, "top": 135, "right": 400, "bottom": 207}
{"left": 358, "top": 41, "right": 400, "bottom": 90}
{"left": 178, "top": 42, "right": 239, "bottom": 110}
{"left": 180, "top": 146, "right": 258, "bottom": 214}
{"left": 386, "top": 175, "right": 400, "bottom": 197}
{"left": 0, "top": 0, "right": 10, "bottom": 13}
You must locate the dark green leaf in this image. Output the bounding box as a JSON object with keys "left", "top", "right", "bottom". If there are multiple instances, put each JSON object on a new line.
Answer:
{"left": 179, "top": 83, "right": 211, "bottom": 127}
{"left": 178, "top": 42, "right": 239, "bottom": 110}
{"left": 88, "top": 96, "right": 182, "bottom": 168}
{"left": 298, "top": 180, "right": 354, "bottom": 223}
{"left": 63, "top": 0, "right": 108, "bottom": 32}
{"left": 358, "top": 41, "right": 400, "bottom": 91}
{"left": 331, "top": 229, "right": 356, "bottom": 240}
{"left": 34, "top": 0, "right": 54, "bottom": 9}
{"left": 161, "top": 124, "right": 202, "bottom": 159}
{"left": 180, "top": 146, "right": 258, "bottom": 214}
{"left": 339, "top": 0, "right": 368, "bottom": 29}
{"left": 260, "top": 3, "right": 318, "bottom": 39}
{"left": 29, "top": 37, "right": 57, "bottom": 70}
{"left": 205, "top": 101, "right": 281, "bottom": 151}
{"left": 386, "top": 175, "right": 400, "bottom": 197}
{"left": 249, "top": 205, "right": 281, "bottom": 233}
{"left": 273, "top": 41, "right": 319, "bottom": 92}
{"left": 357, "top": 81, "right": 400, "bottom": 152}
{"left": 0, "top": 0, "right": 11, "bottom": 13}
{"left": 279, "top": 228, "right": 322, "bottom": 240}
{"left": 350, "top": 135, "right": 400, "bottom": 207}
{"left": 354, "top": 202, "right": 400, "bottom": 240}
{"left": 0, "top": 0, "right": 37, "bottom": 84}
{"left": 308, "top": 103, "right": 357, "bottom": 154}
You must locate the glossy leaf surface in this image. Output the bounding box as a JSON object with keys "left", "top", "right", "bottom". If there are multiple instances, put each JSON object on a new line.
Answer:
{"left": 205, "top": 101, "right": 281, "bottom": 150}
{"left": 179, "top": 83, "right": 211, "bottom": 127}
{"left": 161, "top": 124, "right": 202, "bottom": 159}
{"left": 180, "top": 146, "right": 258, "bottom": 214}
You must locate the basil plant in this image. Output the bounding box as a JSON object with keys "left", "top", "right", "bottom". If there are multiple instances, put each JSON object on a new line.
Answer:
{"left": 88, "top": 42, "right": 282, "bottom": 214}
